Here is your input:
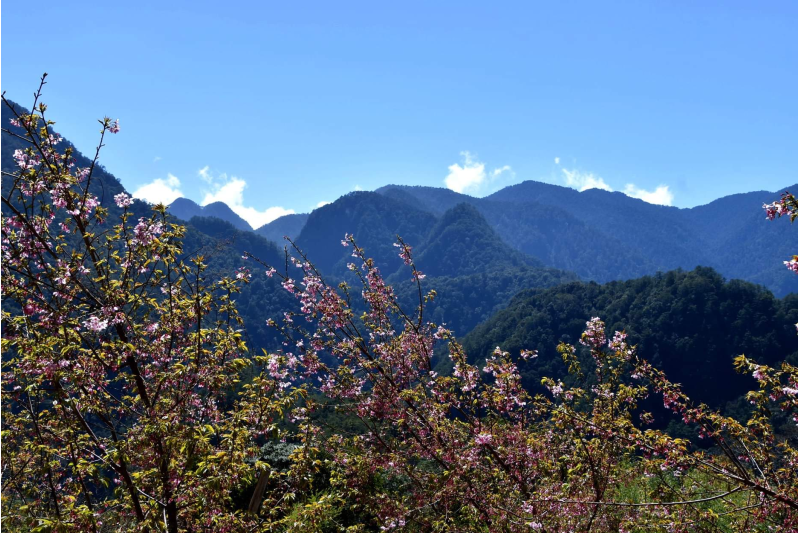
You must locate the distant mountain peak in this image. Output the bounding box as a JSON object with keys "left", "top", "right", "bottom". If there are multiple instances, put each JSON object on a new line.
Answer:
{"left": 167, "top": 198, "right": 252, "bottom": 232}
{"left": 413, "top": 202, "right": 542, "bottom": 277}
{"left": 295, "top": 191, "right": 438, "bottom": 275}
{"left": 436, "top": 201, "right": 483, "bottom": 222}
{"left": 170, "top": 197, "right": 199, "bottom": 206}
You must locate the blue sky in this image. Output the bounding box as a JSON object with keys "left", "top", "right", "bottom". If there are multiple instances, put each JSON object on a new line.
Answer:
{"left": 3, "top": 1, "right": 797, "bottom": 228}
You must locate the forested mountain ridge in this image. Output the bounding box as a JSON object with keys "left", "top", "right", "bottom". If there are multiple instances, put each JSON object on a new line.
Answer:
{"left": 4, "top": 98, "right": 796, "bottom": 364}
{"left": 0, "top": 101, "right": 575, "bottom": 348}
{"left": 295, "top": 191, "right": 440, "bottom": 276}
{"left": 404, "top": 203, "right": 543, "bottom": 277}
{"left": 287, "top": 194, "right": 579, "bottom": 335}
{"left": 459, "top": 267, "right": 798, "bottom": 412}
{"left": 378, "top": 182, "right": 798, "bottom": 295}
{"left": 1, "top": 97, "right": 575, "bottom": 346}
{"left": 388, "top": 203, "right": 578, "bottom": 334}
{"left": 147, "top": 155, "right": 793, "bottom": 296}
{"left": 486, "top": 180, "right": 798, "bottom": 293}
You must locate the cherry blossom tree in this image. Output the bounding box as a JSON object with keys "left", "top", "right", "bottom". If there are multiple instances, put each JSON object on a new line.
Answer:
{"left": 1, "top": 76, "right": 306, "bottom": 533}
{"left": 2, "top": 76, "right": 796, "bottom": 533}
{"left": 252, "top": 198, "right": 797, "bottom": 531}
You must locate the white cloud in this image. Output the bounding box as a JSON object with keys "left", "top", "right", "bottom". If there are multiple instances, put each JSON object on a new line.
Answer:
{"left": 132, "top": 173, "right": 183, "bottom": 205}
{"left": 560, "top": 167, "right": 674, "bottom": 206}
{"left": 554, "top": 157, "right": 560, "bottom": 165}
{"left": 444, "top": 152, "right": 513, "bottom": 194}
{"left": 316, "top": 201, "right": 330, "bottom": 208}
{"left": 353, "top": 184, "right": 363, "bottom": 191}
{"left": 445, "top": 151, "right": 485, "bottom": 193}
{"left": 491, "top": 165, "right": 513, "bottom": 179}
{"left": 199, "top": 169, "right": 294, "bottom": 229}
{"left": 623, "top": 183, "right": 674, "bottom": 206}
{"left": 198, "top": 165, "right": 213, "bottom": 183}
{"left": 153, "top": 156, "right": 162, "bottom": 163}
{"left": 561, "top": 168, "right": 612, "bottom": 192}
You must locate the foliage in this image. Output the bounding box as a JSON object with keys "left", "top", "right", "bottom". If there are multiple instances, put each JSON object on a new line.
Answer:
{"left": 0, "top": 80, "right": 309, "bottom": 532}
{"left": 253, "top": 219, "right": 797, "bottom": 531}
{"left": 3, "top": 77, "right": 797, "bottom": 533}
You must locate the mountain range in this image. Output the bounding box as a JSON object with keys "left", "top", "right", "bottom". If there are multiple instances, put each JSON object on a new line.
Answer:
{"left": 166, "top": 178, "right": 797, "bottom": 297}
{"left": 3, "top": 99, "right": 797, "bottom": 416}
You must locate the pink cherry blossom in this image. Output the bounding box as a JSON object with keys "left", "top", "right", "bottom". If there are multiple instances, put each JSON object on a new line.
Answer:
{"left": 82, "top": 315, "right": 109, "bottom": 332}
{"left": 114, "top": 192, "right": 133, "bottom": 208}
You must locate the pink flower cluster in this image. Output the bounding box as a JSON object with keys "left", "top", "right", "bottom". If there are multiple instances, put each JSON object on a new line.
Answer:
{"left": 13, "top": 149, "right": 40, "bottom": 170}
{"left": 579, "top": 317, "right": 606, "bottom": 349}
{"left": 132, "top": 218, "right": 164, "bottom": 247}
{"left": 114, "top": 192, "right": 133, "bottom": 208}
{"left": 763, "top": 201, "right": 790, "bottom": 220}
{"left": 82, "top": 315, "right": 109, "bottom": 332}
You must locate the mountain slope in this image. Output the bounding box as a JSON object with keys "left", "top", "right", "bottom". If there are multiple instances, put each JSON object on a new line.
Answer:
{"left": 295, "top": 191, "right": 438, "bottom": 276}
{"left": 686, "top": 185, "right": 799, "bottom": 296}
{"left": 379, "top": 185, "right": 660, "bottom": 283}
{"left": 385, "top": 203, "right": 577, "bottom": 335}
{"left": 411, "top": 203, "right": 542, "bottom": 277}
{"left": 476, "top": 200, "right": 659, "bottom": 281}
{"left": 393, "top": 267, "right": 577, "bottom": 337}
{"left": 460, "top": 267, "right": 798, "bottom": 410}
{"left": 487, "top": 181, "right": 707, "bottom": 272}
{"left": 293, "top": 193, "right": 578, "bottom": 336}
{"left": 255, "top": 213, "right": 309, "bottom": 244}
{"left": 1, "top": 100, "right": 576, "bottom": 351}
{"left": 2, "top": 100, "right": 295, "bottom": 354}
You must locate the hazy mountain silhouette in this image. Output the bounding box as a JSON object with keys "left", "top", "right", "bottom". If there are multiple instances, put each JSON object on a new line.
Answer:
{"left": 255, "top": 213, "right": 310, "bottom": 244}
{"left": 168, "top": 197, "right": 252, "bottom": 232}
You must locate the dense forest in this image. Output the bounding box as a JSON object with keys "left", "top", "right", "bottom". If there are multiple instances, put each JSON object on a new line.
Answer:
{"left": 459, "top": 268, "right": 797, "bottom": 414}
